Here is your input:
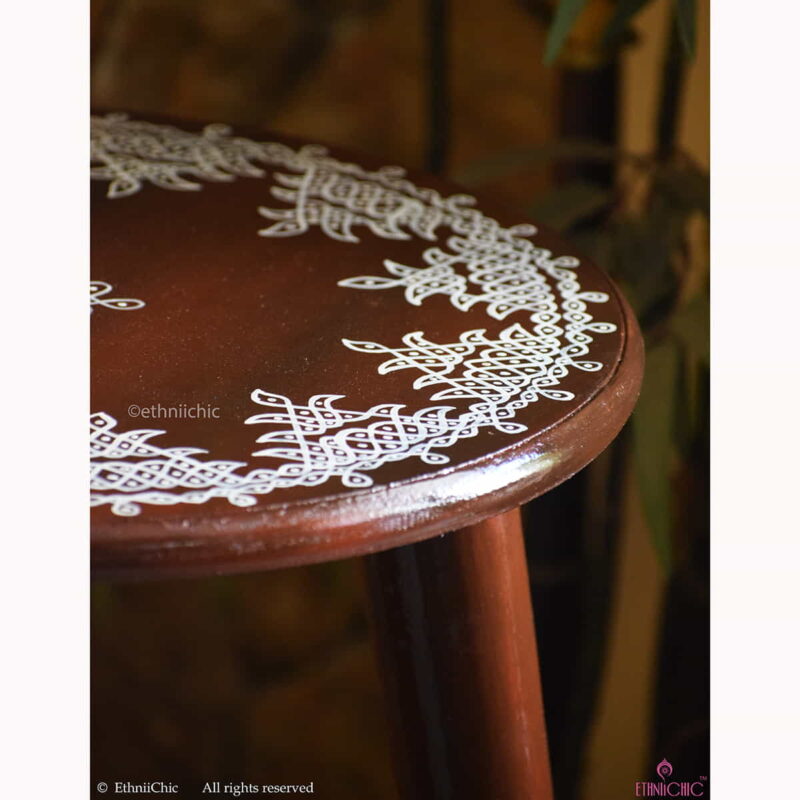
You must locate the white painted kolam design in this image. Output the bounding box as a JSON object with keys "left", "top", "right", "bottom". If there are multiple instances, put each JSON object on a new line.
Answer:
{"left": 90, "top": 114, "right": 617, "bottom": 516}
{"left": 90, "top": 281, "right": 145, "bottom": 313}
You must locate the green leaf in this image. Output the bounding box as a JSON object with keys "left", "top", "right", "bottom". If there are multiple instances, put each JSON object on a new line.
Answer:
{"left": 632, "top": 340, "right": 679, "bottom": 572}
{"left": 544, "top": 0, "right": 590, "bottom": 65}
{"left": 602, "top": 0, "right": 655, "bottom": 48}
{"left": 670, "top": 294, "right": 709, "bottom": 364}
{"left": 672, "top": 344, "right": 692, "bottom": 458}
{"left": 673, "top": 343, "right": 707, "bottom": 456}
{"left": 528, "top": 180, "right": 613, "bottom": 232}
{"left": 652, "top": 164, "right": 709, "bottom": 215}
{"left": 675, "top": 0, "right": 696, "bottom": 58}
{"left": 569, "top": 226, "right": 612, "bottom": 269}
{"left": 605, "top": 218, "right": 678, "bottom": 324}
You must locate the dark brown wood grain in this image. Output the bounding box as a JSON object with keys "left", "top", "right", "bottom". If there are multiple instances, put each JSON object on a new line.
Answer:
{"left": 365, "top": 509, "right": 553, "bottom": 800}
{"left": 91, "top": 112, "right": 644, "bottom": 579}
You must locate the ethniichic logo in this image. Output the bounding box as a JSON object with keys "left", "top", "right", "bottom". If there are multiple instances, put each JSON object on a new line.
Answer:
{"left": 635, "top": 758, "right": 708, "bottom": 797}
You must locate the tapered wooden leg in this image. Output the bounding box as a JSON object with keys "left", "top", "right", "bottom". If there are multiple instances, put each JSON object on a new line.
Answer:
{"left": 364, "top": 508, "right": 554, "bottom": 800}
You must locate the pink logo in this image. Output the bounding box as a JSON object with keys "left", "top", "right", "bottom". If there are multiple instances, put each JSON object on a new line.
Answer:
{"left": 635, "top": 758, "right": 707, "bottom": 797}
{"left": 656, "top": 759, "right": 673, "bottom": 781}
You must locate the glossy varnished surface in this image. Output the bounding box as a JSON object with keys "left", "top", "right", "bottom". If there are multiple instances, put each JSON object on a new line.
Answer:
{"left": 91, "top": 113, "right": 643, "bottom": 578}
{"left": 365, "top": 510, "right": 553, "bottom": 800}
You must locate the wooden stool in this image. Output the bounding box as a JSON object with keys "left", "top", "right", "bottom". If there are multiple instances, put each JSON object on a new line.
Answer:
{"left": 91, "top": 112, "right": 643, "bottom": 800}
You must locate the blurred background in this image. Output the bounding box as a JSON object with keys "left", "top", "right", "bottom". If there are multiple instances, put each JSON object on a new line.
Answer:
{"left": 91, "top": 1, "right": 709, "bottom": 797}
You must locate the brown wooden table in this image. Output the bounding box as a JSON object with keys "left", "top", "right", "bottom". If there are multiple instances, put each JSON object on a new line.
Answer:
{"left": 91, "top": 112, "right": 643, "bottom": 800}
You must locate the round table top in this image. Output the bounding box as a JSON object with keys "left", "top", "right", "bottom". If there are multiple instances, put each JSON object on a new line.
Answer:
{"left": 91, "top": 111, "right": 643, "bottom": 579}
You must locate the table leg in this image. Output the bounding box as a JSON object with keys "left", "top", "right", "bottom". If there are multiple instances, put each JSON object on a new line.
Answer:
{"left": 363, "top": 508, "right": 553, "bottom": 800}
